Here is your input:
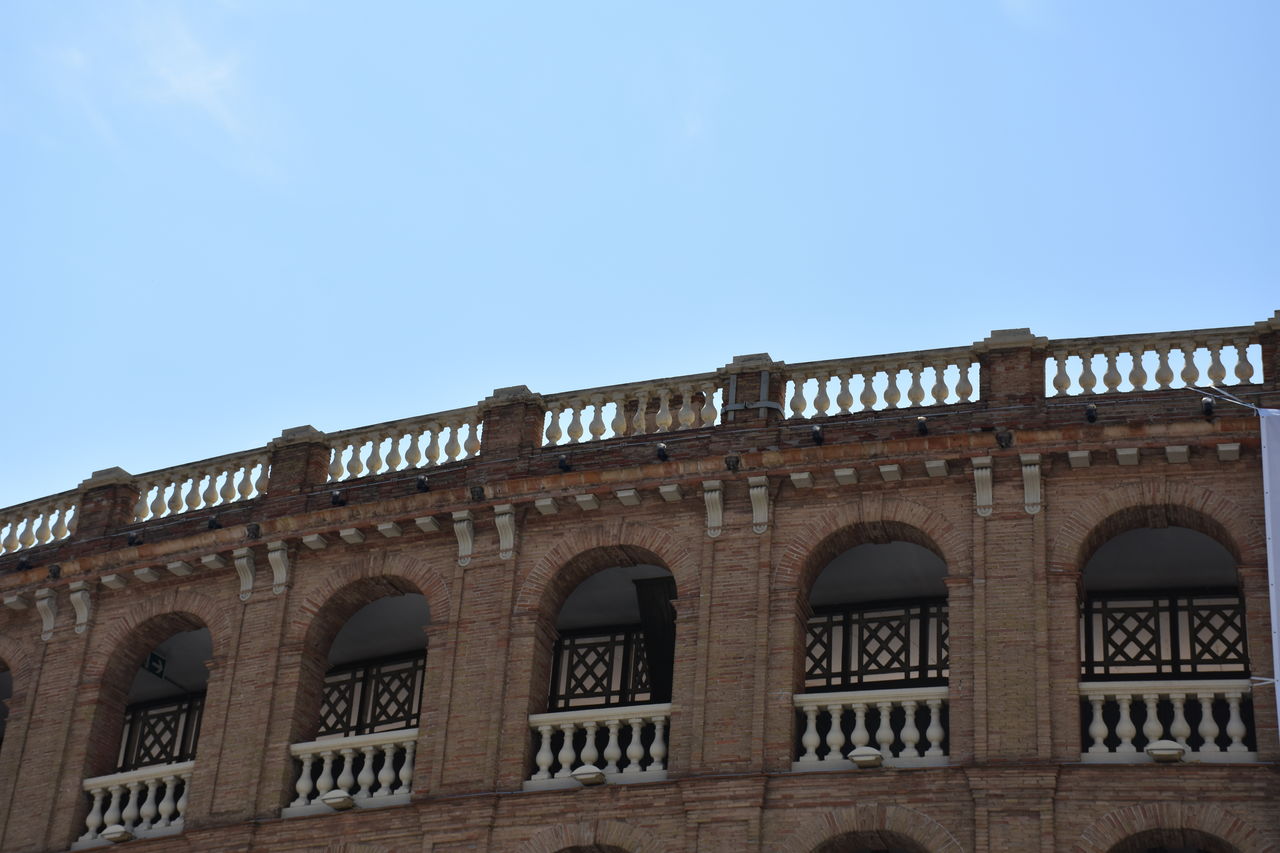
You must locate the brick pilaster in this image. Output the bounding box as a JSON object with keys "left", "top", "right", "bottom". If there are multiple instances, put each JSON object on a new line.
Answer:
{"left": 71, "top": 468, "right": 141, "bottom": 539}
{"left": 975, "top": 328, "right": 1049, "bottom": 408}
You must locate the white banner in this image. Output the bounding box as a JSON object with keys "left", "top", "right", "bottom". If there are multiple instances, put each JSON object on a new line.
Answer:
{"left": 1260, "top": 408, "right": 1280, "bottom": 747}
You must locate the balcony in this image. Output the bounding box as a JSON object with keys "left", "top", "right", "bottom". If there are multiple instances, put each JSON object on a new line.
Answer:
{"left": 73, "top": 762, "right": 193, "bottom": 848}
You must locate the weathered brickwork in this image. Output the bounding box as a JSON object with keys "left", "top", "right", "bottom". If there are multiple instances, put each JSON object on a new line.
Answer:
{"left": 0, "top": 320, "right": 1278, "bottom": 852}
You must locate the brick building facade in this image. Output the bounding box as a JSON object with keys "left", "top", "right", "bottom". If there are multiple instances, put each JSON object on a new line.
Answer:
{"left": 0, "top": 317, "right": 1277, "bottom": 852}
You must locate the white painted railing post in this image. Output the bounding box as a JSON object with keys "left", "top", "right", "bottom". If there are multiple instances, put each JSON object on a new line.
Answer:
{"left": 523, "top": 703, "right": 672, "bottom": 789}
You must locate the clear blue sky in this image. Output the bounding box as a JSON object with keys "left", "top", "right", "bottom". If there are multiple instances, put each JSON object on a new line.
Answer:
{"left": 1, "top": 2, "right": 1277, "bottom": 510}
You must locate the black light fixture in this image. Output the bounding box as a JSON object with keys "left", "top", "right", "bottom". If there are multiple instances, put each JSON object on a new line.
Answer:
{"left": 656, "top": 442, "right": 670, "bottom": 462}
{"left": 330, "top": 490, "right": 346, "bottom": 507}
{"left": 15, "top": 556, "right": 29, "bottom": 572}
{"left": 470, "top": 486, "right": 485, "bottom": 502}
{"left": 724, "top": 454, "right": 741, "bottom": 472}
{"left": 245, "top": 523, "right": 261, "bottom": 540}
{"left": 416, "top": 474, "right": 430, "bottom": 493}
{"left": 996, "top": 430, "right": 1014, "bottom": 449}
{"left": 207, "top": 516, "right": 222, "bottom": 530}
{"left": 127, "top": 531, "right": 144, "bottom": 546}
{"left": 47, "top": 563, "right": 60, "bottom": 580}
{"left": 811, "top": 425, "right": 824, "bottom": 445}
{"left": 1201, "top": 396, "right": 1215, "bottom": 418}
{"left": 558, "top": 455, "right": 572, "bottom": 473}
{"left": 916, "top": 416, "right": 928, "bottom": 436}
{"left": 1085, "top": 403, "right": 1098, "bottom": 423}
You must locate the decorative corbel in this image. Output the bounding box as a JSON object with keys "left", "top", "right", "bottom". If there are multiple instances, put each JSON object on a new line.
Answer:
{"left": 452, "top": 510, "right": 474, "bottom": 566}
{"left": 972, "top": 457, "right": 993, "bottom": 518}
{"left": 748, "top": 476, "right": 770, "bottom": 534}
{"left": 69, "top": 580, "right": 91, "bottom": 634}
{"left": 267, "top": 541, "right": 290, "bottom": 594}
{"left": 232, "top": 547, "right": 256, "bottom": 601}
{"left": 1020, "top": 453, "right": 1042, "bottom": 515}
{"left": 494, "top": 504, "right": 516, "bottom": 559}
{"left": 35, "top": 588, "right": 56, "bottom": 641}
{"left": 702, "top": 480, "right": 723, "bottom": 538}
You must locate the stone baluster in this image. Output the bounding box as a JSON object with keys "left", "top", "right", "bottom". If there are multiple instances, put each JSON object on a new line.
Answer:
{"left": 1234, "top": 338, "right": 1255, "bottom": 383}
{"left": 836, "top": 374, "right": 854, "bottom": 414}
{"left": 1180, "top": 341, "right": 1200, "bottom": 386}
{"left": 532, "top": 726, "right": 554, "bottom": 780}
{"left": 603, "top": 720, "right": 623, "bottom": 774}
{"left": 564, "top": 401, "right": 584, "bottom": 444}
{"left": 788, "top": 377, "right": 808, "bottom": 419}
{"left": 336, "top": 748, "right": 356, "bottom": 796}
{"left": 555, "top": 723, "right": 577, "bottom": 778}
{"left": 443, "top": 421, "right": 463, "bottom": 461}
{"left": 399, "top": 742, "right": 415, "bottom": 793}
{"left": 423, "top": 423, "right": 441, "bottom": 465}
{"left": 1086, "top": 695, "right": 1108, "bottom": 753}
{"left": 1198, "top": 696, "right": 1221, "bottom": 752}
{"left": 699, "top": 383, "right": 718, "bottom": 426}
{"left": 292, "top": 754, "right": 316, "bottom": 806}
{"left": 812, "top": 376, "right": 831, "bottom": 417}
{"left": 1169, "top": 694, "right": 1190, "bottom": 745}
{"left": 81, "top": 788, "right": 106, "bottom": 841}
{"left": 654, "top": 390, "right": 673, "bottom": 432}
{"left": 850, "top": 703, "right": 869, "bottom": 750}
{"left": 610, "top": 395, "right": 628, "bottom": 437}
{"left": 236, "top": 460, "right": 255, "bottom": 498}
{"left": 1225, "top": 692, "right": 1248, "bottom": 752}
{"left": 580, "top": 722, "right": 600, "bottom": 769}
{"left": 624, "top": 718, "right": 645, "bottom": 774}
{"left": 1102, "top": 349, "right": 1122, "bottom": 393}
{"left": 149, "top": 481, "right": 167, "bottom": 520}
{"left": 184, "top": 470, "right": 203, "bottom": 511}
{"left": 956, "top": 358, "right": 974, "bottom": 402}
{"left": 34, "top": 506, "right": 51, "bottom": 544}
{"left": 164, "top": 480, "right": 184, "bottom": 516}
{"left": 1141, "top": 694, "right": 1163, "bottom": 744}
{"left": 930, "top": 362, "right": 949, "bottom": 404}
{"left": 677, "top": 387, "right": 696, "bottom": 428}
{"left": 1052, "top": 351, "right": 1071, "bottom": 396}
{"left": 103, "top": 784, "right": 124, "bottom": 831}
{"left": 365, "top": 434, "right": 384, "bottom": 475}
{"left": 631, "top": 391, "right": 649, "bottom": 436}
{"left": 1, "top": 516, "right": 18, "bottom": 553}
{"left": 824, "top": 703, "right": 845, "bottom": 761}
{"left": 328, "top": 445, "right": 346, "bottom": 480}
{"left": 860, "top": 368, "right": 878, "bottom": 411}
{"left": 121, "top": 780, "right": 142, "bottom": 830}
{"left": 315, "top": 750, "right": 336, "bottom": 796}
{"left": 16, "top": 515, "right": 35, "bottom": 550}
{"left": 218, "top": 466, "right": 237, "bottom": 503}
{"left": 1078, "top": 350, "right": 1098, "bottom": 394}
{"left": 799, "top": 705, "right": 820, "bottom": 762}
{"left": 157, "top": 775, "right": 178, "bottom": 827}
{"left": 1128, "top": 346, "right": 1148, "bottom": 391}
{"left": 875, "top": 701, "right": 895, "bottom": 758}
{"left": 357, "top": 745, "right": 377, "bottom": 798}
{"left": 925, "top": 699, "right": 945, "bottom": 757}
{"left": 882, "top": 369, "right": 901, "bottom": 409}
{"left": 386, "top": 433, "right": 403, "bottom": 471}
{"left": 649, "top": 718, "right": 667, "bottom": 771}
{"left": 1154, "top": 344, "right": 1174, "bottom": 389}
{"left": 175, "top": 772, "right": 190, "bottom": 826}
{"left": 138, "top": 778, "right": 160, "bottom": 830}
{"left": 404, "top": 429, "right": 423, "bottom": 468}
{"left": 376, "top": 744, "right": 397, "bottom": 797}
{"left": 906, "top": 363, "right": 925, "bottom": 407}
{"left": 463, "top": 421, "right": 481, "bottom": 457}
{"left": 900, "top": 700, "right": 921, "bottom": 757}
{"left": 1115, "top": 697, "right": 1137, "bottom": 752}
{"left": 1207, "top": 339, "right": 1226, "bottom": 385}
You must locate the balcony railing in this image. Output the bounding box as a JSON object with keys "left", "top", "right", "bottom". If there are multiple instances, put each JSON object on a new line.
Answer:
{"left": 73, "top": 761, "right": 192, "bottom": 849}
{"left": 793, "top": 686, "right": 949, "bottom": 769}
{"left": 318, "top": 652, "right": 425, "bottom": 738}
{"left": 525, "top": 703, "right": 670, "bottom": 791}
{"left": 548, "top": 626, "right": 652, "bottom": 711}
{"left": 117, "top": 694, "right": 204, "bottom": 773}
{"left": 1078, "top": 679, "right": 1256, "bottom": 763}
{"left": 805, "top": 599, "right": 949, "bottom": 692}
{"left": 283, "top": 728, "right": 417, "bottom": 817}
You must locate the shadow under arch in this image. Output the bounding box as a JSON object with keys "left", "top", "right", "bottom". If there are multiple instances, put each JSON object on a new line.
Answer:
{"left": 514, "top": 819, "right": 666, "bottom": 853}
{"left": 813, "top": 831, "right": 930, "bottom": 853}
{"left": 1073, "top": 802, "right": 1269, "bottom": 853}
{"left": 772, "top": 804, "right": 965, "bottom": 853}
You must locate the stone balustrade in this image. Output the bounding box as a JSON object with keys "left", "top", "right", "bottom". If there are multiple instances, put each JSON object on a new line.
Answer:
{"left": 73, "top": 761, "right": 192, "bottom": 848}
{"left": 1046, "top": 328, "right": 1262, "bottom": 397}
{"left": 541, "top": 376, "right": 722, "bottom": 446}
{"left": 782, "top": 347, "right": 978, "bottom": 418}
{"left": 133, "top": 451, "right": 269, "bottom": 523}
{"left": 0, "top": 491, "right": 77, "bottom": 555}
{"left": 283, "top": 728, "right": 417, "bottom": 817}
{"left": 327, "top": 407, "right": 482, "bottom": 482}
{"left": 525, "top": 703, "right": 671, "bottom": 790}
{"left": 1078, "top": 679, "right": 1256, "bottom": 762}
{"left": 793, "top": 686, "right": 949, "bottom": 770}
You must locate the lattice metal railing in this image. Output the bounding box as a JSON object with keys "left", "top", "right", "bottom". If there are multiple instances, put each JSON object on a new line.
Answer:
{"left": 117, "top": 694, "right": 205, "bottom": 772}
{"left": 1080, "top": 589, "right": 1249, "bottom": 680}
{"left": 804, "top": 599, "right": 949, "bottom": 692}
{"left": 548, "top": 626, "right": 652, "bottom": 711}
{"left": 318, "top": 652, "right": 426, "bottom": 739}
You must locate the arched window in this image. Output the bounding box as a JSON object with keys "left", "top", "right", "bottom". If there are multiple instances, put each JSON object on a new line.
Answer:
{"left": 1079, "top": 525, "right": 1255, "bottom": 761}
{"left": 285, "top": 589, "right": 428, "bottom": 816}
{"left": 525, "top": 562, "right": 675, "bottom": 789}
{"left": 795, "top": 537, "right": 949, "bottom": 768}
{"left": 116, "top": 628, "right": 211, "bottom": 771}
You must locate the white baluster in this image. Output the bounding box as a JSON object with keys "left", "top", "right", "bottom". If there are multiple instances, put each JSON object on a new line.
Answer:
{"left": 875, "top": 702, "right": 895, "bottom": 758}
{"left": 654, "top": 390, "right": 673, "bottom": 432}
{"left": 677, "top": 387, "right": 696, "bottom": 429}
{"left": 955, "top": 359, "right": 974, "bottom": 402}
{"left": 316, "top": 751, "right": 336, "bottom": 796}
{"left": 345, "top": 442, "right": 365, "bottom": 479}
{"left": 424, "top": 424, "right": 441, "bottom": 466}
{"left": 624, "top": 718, "right": 645, "bottom": 774}
{"left": 133, "top": 483, "right": 151, "bottom": 521}
{"left": 860, "top": 369, "right": 878, "bottom": 411}
{"left": 649, "top": 718, "right": 667, "bottom": 771}
{"left": 1180, "top": 342, "right": 1200, "bottom": 387}
{"left": 399, "top": 741, "right": 415, "bottom": 793}
{"left": 184, "top": 472, "right": 203, "bottom": 511}
{"left": 376, "top": 743, "right": 397, "bottom": 797}
{"left": 925, "top": 699, "right": 945, "bottom": 757}
{"left": 236, "top": 463, "right": 254, "bottom": 499}
{"left": 81, "top": 788, "right": 106, "bottom": 841}
{"left": 590, "top": 396, "right": 608, "bottom": 439}
{"left": 610, "top": 395, "right": 628, "bottom": 437}
{"left": 850, "top": 703, "right": 869, "bottom": 749}
{"left": 0, "top": 517, "right": 17, "bottom": 554}
{"left": 631, "top": 392, "right": 649, "bottom": 436}
{"left": 1225, "top": 692, "right": 1248, "bottom": 752}
{"left": 366, "top": 435, "right": 384, "bottom": 475}
{"left": 555, "top": 723, "right": 577, "bottom": 778}
{"left": 545, "top": 406, "right": 563, "bottom": 446}
{"left": 799, "top": 705, "right": 820, "bottom": 762}
{"left": 906, "top": 363, "right": 925, "bottom": 407}
{"left": 255, "top": 458, "right": 269, "bottom": 495}
{"left": 405, "top": 430, "right": 423, "bottom": 468}
{"left": 1115, "top": 696, "right": 1137, "bottom": 752}
{"left": 1052, "top": 351, "right": 1071, "bottom": 396}
{"left": 824, "top": 703, "right": 846, "bottom": 761}
{"left": 292, "top": 753, "right": 316, "bottom": 806}
{"left": 356, "top": 745, "right": 377, "bottom": 798}
{"left": 566, "top": 403, "right": 584, "bottom": 444}
{"left": 202, "top": 468, "right": 220, "bottom": 504}
{"left": 34, "top": 508, "right": 51, "bottom": 544}
{"left": 175, "top": 773, "right": 190, "bottom": 826}
{"left": 580, "top": 721, "right": 600, "bottom": 769}
{"left": 149, "top": 483, "right": 167, "bottom": 519}
{"left": 157, "top": 775, "right": 178, "bottom": 827}
{"left": 900, "top": 700, "right": 921, "bottom": 757}
{"left": 443, "top": 422, "right": 462, "bottom": 461}
{"left": 836, "top": 375, "right": 853, "bottom": 414}
{"left": 52, "top": 505, "right": 70, "bottom": 540}
{"left": 1142, "top": 694, "right": 1163, "bottom": 744}
{"left": 328, "top": 446, "right": 345, "bottom": 481}
{"left": 1079, "top": 351, "right": 1098, "bottom": 394}
{"left": 1234, "top": 339, "right": 1255, "bottom": 383}
{"left": 883, "top": 369, "right": 901, "bottom": 409}
{"left": 930, "top": 362, "right": 948, "bottom": 405}
{"left": 1087, "top": 695, "right": 1108, "bottom": 753}
{"left": 1102, "top": 349, "right": 1122, "bottom": 393}
{"left": 16, "top": 516, "right": 35, "bottom": 550}
{"left": 219, "top": 467, "right": 237, "bottom": 502}
{"left": 386, "top": 434, "right": 403, "bottom": 471}
{"left": 138, "top": 778, "right": 160, "bottom": 830}
{"left": 1169, "top": 693, "right": 1190, "bottom": 745}
{"left": 788, "top": 377, "right": 808, "bottom": 419}
{"left": 1198, "top": 696, "right": 1221, "bottom": 752}
{"left": 1128, "top": 347, "right": 1148, "bottom": 391}
{"left": 121, "top": 780, "right": 141, "bottom": 830}
{"left": 700, "top": 383, "right": 718, "bottom": 426}
{"left": 464, "top": 422, "right": 481, "bottom": 457}
{"left": 603, "top": 720, "right": 622, "bottom": 773}
{"left": 1207, "top": 339, "right": 1226, "bottom": 385}
{"left": 1155, "top": 345, "right": 1174, "bottom": 389}
{"left": 812, "top": 376, "right": 830, "bottom": 417}
{"left": 336, "top": 748, "right": 357, "bottom": 795}
{"left": 103, "top": 784, "right": 124, "bottom": 830}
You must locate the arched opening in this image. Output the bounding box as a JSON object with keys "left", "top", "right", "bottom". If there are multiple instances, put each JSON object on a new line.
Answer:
{"left": 812, "top": 830, "right": 929, "bottom": 853}
{"left": 285, "top": 584, "right": 429, "bottom": 815}
{"left": 526, "top": 559, "right": 676, "bottom": 789}
{"left": 116, "top": 627, "right": 212, "bottom": 772}
{"left": 1107, "top": 827, "right": 1240, "bottom": 853}
{"left": 1079, "top": 524, "right": 1255, "bottom": 761}
{"left": 796, "top": 533, "right": 949, "bottom": 768}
